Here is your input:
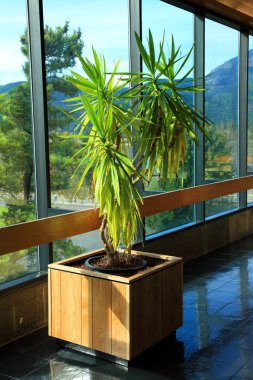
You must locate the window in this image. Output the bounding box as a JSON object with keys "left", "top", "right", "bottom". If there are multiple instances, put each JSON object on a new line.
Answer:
{"left": 0, "top": 0, "right": 39, "bottom": 283}
{"left": 205, "top": 19, "right": 239, "bottom": 218}
{"left": 43, "top": 0, "right": 129, "bottom": 259}
{"left": 247, "top": 35, "right": 253, "bottom": 205}
{"left": 43, "top": 0, "right": 129, "bottom": 210}
{"left": 142, "top": 0, "right": 195, "bottom": 236}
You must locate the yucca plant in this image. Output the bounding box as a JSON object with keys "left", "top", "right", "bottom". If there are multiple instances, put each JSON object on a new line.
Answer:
{"left": 63, "top": 30, "right": 209, "bottom": 269}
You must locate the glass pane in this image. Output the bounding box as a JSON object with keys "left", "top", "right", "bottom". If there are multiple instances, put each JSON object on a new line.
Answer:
{"left": 53, "top": 231, "right": 102, "bottom": 262}
{"left": 205, "top": 194, "right": 238, "bottom": 219}
{"left": 205, "top": 19, "right": 239, "bottom": 217}
{"left": 248, "top": 35, "right": 253, "bottom": 174}
{"left": 43, "top": 0, "right": 129, "bottom": 212}
{"left": 0, "top": 1, "right": 39, "bottom": 282}
{"left": 247, "top": 189, "right": 253, "bottom": 206}
{"left": 247, "top": 35, "right": 253, "bottom": 204}
{"left": 142, "top": 0, "right": 195, "bottom": 236}
{"left": 0, "top": 248, "right": 38, "bottom": 285}
{"left": 146, "top": 206, "right": 194, "bottom": 237}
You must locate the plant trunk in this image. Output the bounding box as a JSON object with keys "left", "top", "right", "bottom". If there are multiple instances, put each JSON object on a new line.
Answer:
{"left": 100, "top": 213, "right": 115, "bottom": 256}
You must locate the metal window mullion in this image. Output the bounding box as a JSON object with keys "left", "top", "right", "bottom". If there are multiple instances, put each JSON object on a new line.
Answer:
{"left": 194, "top": 13, "right": 205, "bottom": 223}
{"left": 129, "top": 0, "right": 144, "bottom": 243}
{"left": 129, "top": 0, "right": 142, "bottom": 74}
{"left": 238, "top": 31, "right": 248, "bottom": 209}
{"left": 128, "top": 0, "right": 142, "bottom": 164}
{"left": 27, "top": 0, "right": 51, "bottom": 270}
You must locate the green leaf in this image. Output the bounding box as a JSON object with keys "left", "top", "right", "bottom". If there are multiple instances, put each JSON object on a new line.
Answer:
{"left": 134, "top": 32, "right": 151, "bottom": 71}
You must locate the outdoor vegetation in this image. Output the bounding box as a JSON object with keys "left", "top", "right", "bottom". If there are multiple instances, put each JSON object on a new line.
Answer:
{"left": 0, "top": 17, "right": 249, "bottom": 280}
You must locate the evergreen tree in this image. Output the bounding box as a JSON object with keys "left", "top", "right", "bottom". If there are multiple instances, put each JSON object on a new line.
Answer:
{"left": 0, "top": 21, "right": 84, "bottom": 206}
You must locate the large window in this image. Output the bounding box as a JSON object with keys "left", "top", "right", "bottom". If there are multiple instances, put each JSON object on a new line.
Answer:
{"left": 0, "top": 1, "right": 39, "bottom": 283}
{"left": 205, "top": 19, "right": 239, "bottom": 218}
{"left": 43, "top": 0, "right": 129, "bottom": 212}
{"left": 43, "top": 0, "right": 129, "bottom": 258}
{"left": 248, "top": 35, "right": 253, "bottom": 205}
{"left": 142, "top": 0, "right": 195, "bottom": 236}
{"left": 1, "top": 1, "right": 253, "bottom": 286}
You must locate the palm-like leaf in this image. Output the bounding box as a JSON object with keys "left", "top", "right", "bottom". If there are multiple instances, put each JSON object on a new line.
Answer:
{"left": 62, "top": 31, "right": 211, "bottom": 257}
{"left": 129, "top": 29, "right": 211, "bottom": 184}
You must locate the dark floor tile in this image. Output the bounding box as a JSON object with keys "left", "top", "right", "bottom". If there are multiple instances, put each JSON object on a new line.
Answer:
{"left": 0, "top": 373, "right": 18, "bottom": 380}
{"left": 231, "top": 366, "right": 253, "bottom": 380}
{"left": 207, "top": 344, "right": 253, "bottom": 367}
{"left": 75, "top": 371, "right": 123, "bottom": 380}
{"left": 176, "top": 322, "right": 197, "bottom": 338}
{"left": 217, "top": 281, "right": 249, "bottom": 295}
{"left": 206, "top": 289, "right": 240, "bottom": 305}
{"left": 21, "top": 361, "right": 82, "bottom": 380}
{"left": 4, "top": 235, "right": 253, "bottom": 380}
{"left": 183, "top": 289, "right": 199, "bottom": 307}
{"left": 128, "top": 337, "right": 201, "bottom": 378}
{"left": 0, "top": 341, "right": 20, "bottom": 365}
{"left": 179, "top": 333, "right": 215, "bottom": 354}
{"left": 186, "top": 316, "right": 240, "bottom": 344}
{"left": 16, "top": 333, "right": 49, "bottom": 354}
{"left": 213, "top": 301, "right": 253, "bottom": 321}
{"left": 27, "top": 339, "right": 61, "bottom": 360}
{"left": 232, "top": 239, "right": 253, "bottom": 251}
{"left": 123, "top": 367, "right": 172, "bottom": 379}
{"left": 181, "top": 356, "right": 239, "bottom": 380}
{"left": 48, "top": 347, "right": 128, "bottom": 379}
{"left": 204, "top": 277, "right": 233, "bottom": 293}
{"left": 0, "top": 351, "right": 48, "bottom": 379}
{"left": 22, "top": 363, "right": 120, "bottom": 380}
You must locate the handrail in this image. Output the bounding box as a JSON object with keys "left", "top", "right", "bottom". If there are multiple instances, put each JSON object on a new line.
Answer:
{"left": 0, "top": 176, "right": 253, "bottom": 256}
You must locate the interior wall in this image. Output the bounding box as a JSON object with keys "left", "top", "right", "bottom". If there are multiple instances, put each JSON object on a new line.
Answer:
{"left": 0, "top": 276, "right": 48, "bottom": 347}
{"left": 136, "top": 208, "right": 253, "bottom": 262}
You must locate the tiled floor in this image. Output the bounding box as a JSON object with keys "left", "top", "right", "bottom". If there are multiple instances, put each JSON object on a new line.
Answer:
{"left": 2, "top": 235, "right": 253, "bottom": 379}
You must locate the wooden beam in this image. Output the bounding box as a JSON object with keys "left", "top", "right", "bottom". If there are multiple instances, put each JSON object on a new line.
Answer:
{"left": 140, "top": 176, "right": 253, "bottom": 217}
{"left": 0, "top": 176, "right": 253, "bottom": 256}
{"left": 185, "top": 0, "right": 253, "bottom": 28}
{"left": 0, "top": 208, "right": 100, "bottom": 256}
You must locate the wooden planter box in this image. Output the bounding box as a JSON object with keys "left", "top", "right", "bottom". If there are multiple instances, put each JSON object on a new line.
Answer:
{"left": 48, "top": 250, "right": 183, "bottom": 362}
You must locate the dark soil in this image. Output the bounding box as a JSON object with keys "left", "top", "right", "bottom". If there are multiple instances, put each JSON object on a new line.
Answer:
{"left": 66, "top": 253, "right": 165, "bottom": 278}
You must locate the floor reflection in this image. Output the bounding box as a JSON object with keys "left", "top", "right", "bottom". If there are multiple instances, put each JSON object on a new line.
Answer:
{"left": 2, "top": 235, "right": 253, "bottom": 378}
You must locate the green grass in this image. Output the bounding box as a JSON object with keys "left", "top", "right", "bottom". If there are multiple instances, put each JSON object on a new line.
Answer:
{"left": 0, "top": 205, "right": 7, "bottom": 227}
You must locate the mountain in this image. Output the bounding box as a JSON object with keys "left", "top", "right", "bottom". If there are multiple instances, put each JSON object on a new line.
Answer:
{"left": 205, "top": 50, "right": 253, "bottom": 126}
{"left": 1, "top": 50, "right": 253, "bottom": 127}
{"left": 0, "top": 81, "right": 25, "bottom": 94}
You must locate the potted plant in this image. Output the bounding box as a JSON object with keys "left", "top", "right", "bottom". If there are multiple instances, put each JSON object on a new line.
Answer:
{"left": 48, "top": 30, "right": 209, "bottom": 362}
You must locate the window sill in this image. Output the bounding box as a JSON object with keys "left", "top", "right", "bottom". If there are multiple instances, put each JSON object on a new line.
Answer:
{"left": 0, "top": 271, "right": 47, "bottom": 293}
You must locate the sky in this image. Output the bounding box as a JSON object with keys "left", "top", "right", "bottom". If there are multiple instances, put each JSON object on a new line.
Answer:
{"left": 0, "top": 0, "right": 247, "bottom": 85}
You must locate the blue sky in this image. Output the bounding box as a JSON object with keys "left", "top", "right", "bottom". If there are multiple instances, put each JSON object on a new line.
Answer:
{"left": 0, "top": 0, "right": 245, "bottom": 85}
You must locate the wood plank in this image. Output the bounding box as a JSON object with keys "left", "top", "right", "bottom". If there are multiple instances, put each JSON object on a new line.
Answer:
{"left": 187, "top": 0, "right": 253, "bottom": 28}
{"left": 49, "top": 263, "right": 131, "bottom": 284}
{"left": 81, "top": 276, "right": 93, "bottom": 347}
{"left": 60, "top": 271, "right": 82, "bottom": 345}
{"left": 0, "top": 207, "right": 100, "bottom": 256}
{"left": 111, "top": 282, "right": 130, "bottom": 360}
{"left": 140, "top": 176, "right": 253, "bottom": 218}
{"left": 49, "top": 251, "right": 182, "bottom": 284}
{"left": 48, "top": 269, "right": 52, "bottom": 336}
{"left": 161, "top": 263, "right": 183, "bottom": 337}
{"left": 130, "top": 271, "right": 162, "bottom": 359}
{"left": 1, "top": 176, "right": 253, "bottom": 256}
{"left": 92, "top": 278, "right": 112, "bottom": 354}
{"left": 50, "top": 270, "right": 61, "bottom": 339}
